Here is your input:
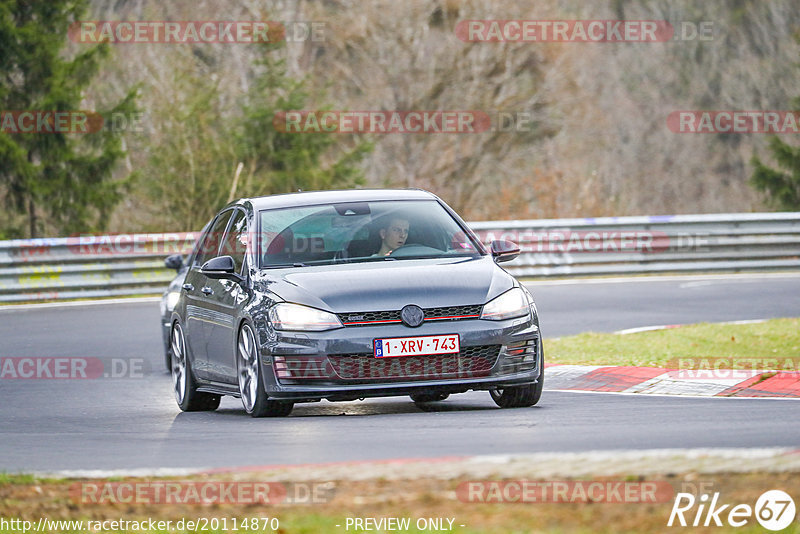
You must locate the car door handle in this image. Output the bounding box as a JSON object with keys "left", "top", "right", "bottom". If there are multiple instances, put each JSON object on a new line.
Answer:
{"left": 201, "top": 287, "right": 214, "bottom": 296}
{"left": 182, "top": 283, "right": 194, "bottom": 291}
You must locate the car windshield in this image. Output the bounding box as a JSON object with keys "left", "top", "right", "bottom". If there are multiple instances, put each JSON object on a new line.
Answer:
{"left": 258, "top": 199, "right": 483, "bottom": 268}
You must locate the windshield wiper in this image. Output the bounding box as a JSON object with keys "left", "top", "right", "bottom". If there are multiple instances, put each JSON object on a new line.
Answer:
{"left": 263, "top": 262, "right": 308, "bottom": 269}
{"left": 387, "top": 253, "right": 480, "bottom": 262}
{"left": 333, "top": 256, "right": 398, "bottom": 265}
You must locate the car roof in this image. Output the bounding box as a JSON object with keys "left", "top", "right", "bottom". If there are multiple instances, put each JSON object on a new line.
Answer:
{"left": 233, "top": 188, "right": 439, "bottom": 211}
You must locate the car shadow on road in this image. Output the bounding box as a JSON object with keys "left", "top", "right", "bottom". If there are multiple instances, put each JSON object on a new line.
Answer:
{"left": 202, "top": 397, "right": 499, "bottom": 418}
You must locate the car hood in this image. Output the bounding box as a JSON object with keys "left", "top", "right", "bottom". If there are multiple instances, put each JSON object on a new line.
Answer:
{"left": 254, "top": 256, "right": 515, "bottom": 312}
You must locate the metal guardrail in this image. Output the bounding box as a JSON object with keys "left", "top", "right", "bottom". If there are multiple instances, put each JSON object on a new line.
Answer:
{"left": 470, "top": 212, "right": 800, "bottom": 277}
{"left": 0, "top": 233, "right": 199, "bottom": 303}
{"left": 0, "top": 213, "right": 798, "bottom": 302}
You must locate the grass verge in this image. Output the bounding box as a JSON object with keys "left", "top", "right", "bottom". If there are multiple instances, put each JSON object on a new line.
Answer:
{"left": 547, "top": 318, "right": 800, "bottom": 367}
{"left": 0, "top": 471, "right": 798, "bottom": 533}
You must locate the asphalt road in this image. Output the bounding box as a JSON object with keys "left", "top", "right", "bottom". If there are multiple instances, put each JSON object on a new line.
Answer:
{"left": 0, "top": 273, "right": 798, "bottom": 473}
{"left": 527, "top": 272, "right": 800, "bottom": 337}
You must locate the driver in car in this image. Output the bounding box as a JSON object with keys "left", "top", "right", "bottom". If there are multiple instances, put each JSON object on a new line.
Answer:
{"left": 374, "top": 217, "right": 409, "bottom": 256}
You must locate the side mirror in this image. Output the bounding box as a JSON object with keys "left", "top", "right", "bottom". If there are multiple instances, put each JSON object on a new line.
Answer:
{"left": 164, "top": 254, "right": 184, "bottom": 271}
{"left": 201, "top": 255, "right": 243, "bottom": 282}
{"left": 490, "top": 240, "right": 521, "bottom": 263}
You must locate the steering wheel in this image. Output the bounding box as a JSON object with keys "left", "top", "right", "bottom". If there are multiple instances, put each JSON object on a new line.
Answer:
{"left": 332, "top": 249, "right": 350, "bottom": 263}
{"left": 387, "top": 244, "right": 443, "bottom": 258}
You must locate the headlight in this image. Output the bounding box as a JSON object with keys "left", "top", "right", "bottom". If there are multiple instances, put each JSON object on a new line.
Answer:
{"left": 268, "top": 303, "right": 343, "bottom": 331}
{"left": 521, "top": 285, "right": 538, "bottom": 318}
{"left": 166, "top": 291, "right": 181, "bottom": 312}
{"left": 480, "top": 287, "right": 530, "bottom": 321}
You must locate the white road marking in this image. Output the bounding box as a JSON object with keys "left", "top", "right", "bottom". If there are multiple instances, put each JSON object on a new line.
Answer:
{"left": 0, "top": 296, "right": 161, "bottom": 312}
{"left": 522, "top": 271, "right": 800, "bottom": 286}
{"left": 613, "top": 318, "right": 769, "bottom": 335}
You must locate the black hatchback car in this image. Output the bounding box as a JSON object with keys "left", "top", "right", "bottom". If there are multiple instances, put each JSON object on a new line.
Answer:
{"left": 166, "top": 189, "right": 543, "bottom": 416}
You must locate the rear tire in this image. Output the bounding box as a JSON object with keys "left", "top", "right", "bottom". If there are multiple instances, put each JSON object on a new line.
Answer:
{"left": 490, "top": 341, "right": 544, "bottom": 408}
{"left": 171, "top": 322, "right": 221, "bottom": 412}
{"left": 237, "top": 323, "right": 294, "bottom": 418}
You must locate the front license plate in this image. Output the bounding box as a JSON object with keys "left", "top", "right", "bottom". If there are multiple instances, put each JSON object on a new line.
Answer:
{"left": 374, "top": 334, "right": 460, "bottom": 358}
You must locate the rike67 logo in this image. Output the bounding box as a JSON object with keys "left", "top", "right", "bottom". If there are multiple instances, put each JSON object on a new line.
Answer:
{"left": 668, "top": 490, "right": 796, "bottom": 530}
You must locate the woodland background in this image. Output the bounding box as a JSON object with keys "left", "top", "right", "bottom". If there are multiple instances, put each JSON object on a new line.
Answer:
{"left": 2, "top": 0, "right": 799, "bottom": 237}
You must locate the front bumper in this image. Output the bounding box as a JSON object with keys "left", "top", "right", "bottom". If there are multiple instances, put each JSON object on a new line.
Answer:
{"left": 257, "top": 314, "right": 541, "bottom": 401}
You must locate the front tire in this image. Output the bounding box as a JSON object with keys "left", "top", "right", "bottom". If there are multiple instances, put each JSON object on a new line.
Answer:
{"left": 164, "top": 342, "right": 172, "bottom": 372}
{"left": 237, "top": 323, "right": 293, "bottom": 417}
{"left": 490, "top": 341, "right": 544, "bottom": 408}
{"left": 171, "top": 322, "right": 220, "bottom": 412}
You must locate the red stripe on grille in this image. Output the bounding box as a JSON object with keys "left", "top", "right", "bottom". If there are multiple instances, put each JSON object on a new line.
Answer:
{"left": 344, "top": 315, "right": 479, "bottom": 325}
{"left": 342, "top": 319, "right": 403, "bottom": 326}
{"left": 427, "top": 314, "right": 481, "bottom": 320}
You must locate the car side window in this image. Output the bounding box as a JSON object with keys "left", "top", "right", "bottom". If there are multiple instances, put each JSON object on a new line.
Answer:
{"left": 219, "top": 209, "right": 248, "bottom": 274}
{"left": 193, "top": 210, "right": 233, "bottom": 268}
{"left": 186, "top": 222, "right": 211, "bottom": 266}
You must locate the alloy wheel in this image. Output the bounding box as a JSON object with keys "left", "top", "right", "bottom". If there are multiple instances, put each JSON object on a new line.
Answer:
{"left": 170, "top": 323, "right": 187, "bottom": 405}
{"left": 237, "top": 324, "right": 259, "bottom": 412}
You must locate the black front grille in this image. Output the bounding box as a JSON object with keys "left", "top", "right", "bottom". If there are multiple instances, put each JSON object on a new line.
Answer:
{"left": 424, "top": 305, "right": 483, "bottom": 321}
{"left": 328, "top": 345, "right": 501, "bottom": 381}
{"left": 499, "top": 339, "right": 539, "bottom": 375}
{"left": 337, "top": 304, "right": 482, "bottom": 326}
{"left": 337, "top": 310, "right": 401, "bottom": 325}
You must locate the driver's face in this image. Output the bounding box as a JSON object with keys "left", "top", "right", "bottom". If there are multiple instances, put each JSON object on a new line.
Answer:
{"left": 381, "top": 219, "right": 409, "bottom": 250}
